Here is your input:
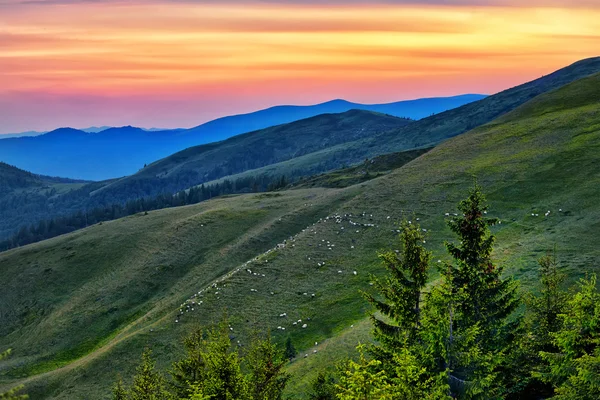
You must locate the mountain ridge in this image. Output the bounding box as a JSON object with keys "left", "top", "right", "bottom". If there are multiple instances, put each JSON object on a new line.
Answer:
{"left": 0, "top": 95, "right": 485, "bottom": 180}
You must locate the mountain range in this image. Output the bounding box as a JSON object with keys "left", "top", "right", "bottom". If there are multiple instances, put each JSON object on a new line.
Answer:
{"left": 0, "top": 95, "right": 484, "bottom": 180}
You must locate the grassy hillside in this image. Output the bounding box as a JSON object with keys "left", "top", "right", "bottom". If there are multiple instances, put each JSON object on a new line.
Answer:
{"left": 1, "top": 72, "right": 600, "bottom": 399}
{"left": 199, "top": 147, "right": 432, "bottom": 191}
{"left": 90, "top": 110, "right": 411, "bottom": 202}
{"left": 0, "top": 163, "right": 89, "bottom": 239}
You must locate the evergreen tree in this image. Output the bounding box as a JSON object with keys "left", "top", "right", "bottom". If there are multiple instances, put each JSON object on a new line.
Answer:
{"left": 420, "top": 267, "right": 495, "bottom": 399}
{"left": 441, "top": 184, "right": 520, "bottom": 397}
{"left": 529, "top": 253, "right": 567, "bottom": 347}
{"left": 245, "top": 333, "right": 290, "bottom": 400}
{"left": 112, "top": 377, "right": 129, "bottom": 400}
{"left": 172, "top": 322, "right": 248, "bottom": 400}
{"left": 444, "top": 184, "right": 519, "bottom": 338}
{"left": 284, "top": 337, "right": 297, "bottom": 361}
{"left": 187, "top": 385, "right": 211, "bottom": 400}
{"left": 512, "top": 253, "right": 569, "bottom": 398}
{"left": 541, "top": 274, "right": 600, "bottom": 399}
{"left": 336, "top": 345, "right": 395, "bottom": 400}
{"left": 364, "top": 220, "right": 431, "bottom": 362}
{"left": 130, "top": 349, "right": 169, "bottom": 400}
{"left": 308, "top": 372, "right": 337, "bottom": 400}
{"left": 170, "top": 328, "right": 208, "bottom": 398}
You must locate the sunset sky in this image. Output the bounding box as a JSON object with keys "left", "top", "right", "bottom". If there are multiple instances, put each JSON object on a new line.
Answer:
{"left": 0, "top": 0, "right": 599, "bottom": 134}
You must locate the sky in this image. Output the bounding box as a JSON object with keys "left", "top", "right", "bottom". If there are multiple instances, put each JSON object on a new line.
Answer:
{"left": 0, "top": 0, "right": 599, "bottom": 134}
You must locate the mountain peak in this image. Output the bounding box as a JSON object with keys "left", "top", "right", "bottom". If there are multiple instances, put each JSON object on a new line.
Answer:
{"left": 43, "top": 127, "right": 88, "bottom": 138}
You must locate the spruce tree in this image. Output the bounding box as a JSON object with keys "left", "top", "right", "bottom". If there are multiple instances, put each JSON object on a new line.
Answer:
{"left": 170, "top": 327, "right": 210, "bottom": 398}
{"left": 541, "top": 274, "right": 600, "bottom": 399}
{"left": 336, "top": 345, "right": 395, "bottom": 400}
{"left": 284, "top": 337, "right": 297, "bottom": 361}
{"left": 308, "top": 372, "right": 337, "bottom": 400}
{"left": 530, "top": 253, "right": 567, "bottom": 346}
{"left": 112, "top": 377, "right": 129, "bottom": 400}
{"left": 511, "top": 253, "right": 568, "bottom": 399}
{"left": 172, "top": 322, "right": 248, "bottom": 400}
{"left": 364, "top": 220, "right": 432, "bottom": 360}
{"left": 440, "top": 184, "right": 520, "bottom": 397}
{"left": 245, "top": 333, "right": 290, "bottom": 400}
{"left": 130, "top": 349, "right": 169, "bottom": 400}
{"left": 445, "top": 184, "right": 519, "bottom": 342}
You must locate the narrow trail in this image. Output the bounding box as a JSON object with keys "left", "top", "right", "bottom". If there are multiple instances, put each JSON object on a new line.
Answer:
{"left": 4, "top": 191, "right": 350, "bottom": 391}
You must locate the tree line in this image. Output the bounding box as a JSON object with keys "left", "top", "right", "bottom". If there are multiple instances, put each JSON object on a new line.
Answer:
{"left": 0, "top": 174, "right": 291, "bottom": 252}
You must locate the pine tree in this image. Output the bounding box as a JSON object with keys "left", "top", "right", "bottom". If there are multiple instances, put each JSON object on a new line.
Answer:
{"left": 529, "top": 253, "right": 567, "bottom": 346}
{"left": 130, "top": 349, "right": 169, "bottom": 400}
{"left": 245, "top": 333, "right": 290, "bottom": 400}
{"left": 187, "top": 385, "right": 211, "bottom": 400}
{"left": 445, "top": 184, "right": 519, "bottom": 342}
{"left": 336, "top": 345, "right": 395, "bottom": 400}
{"left": 170, "top": 328, "right": 208, "bottom": 398}
{"left": 174, "top": 322, "right": 248, "bottom": 400}
{"left": 284, "top": 337, "right": 297, "bottom": 361}
{"left": 308, "top": 372, "right": 337, "bottom": 400}
{"left": 112, "top": 377, "right": 129, "bottom": 400}
{"left": 541, "top": 274, "right": 600, "bottom": 399}
{"left": 512, "top": 253, "right": 569, "bottom": 398}
{"left": 364, "top": 220, "right": 431, "bottom": 361}
{"left": 420, "top": 266, "right": 495, "bottom": 399}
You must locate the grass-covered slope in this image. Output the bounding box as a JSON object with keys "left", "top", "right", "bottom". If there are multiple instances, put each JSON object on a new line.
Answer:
{"left": 92, "top": 110, "right": 411, "bottom": 202}
{"left": 199, "top": 146, "right": 432, "bottom": 191}
{"left": 1, "top": 72, "right": 600, "bottom": 399}
{"left": 0, "top": 163, "right": 89, "bottom": 239}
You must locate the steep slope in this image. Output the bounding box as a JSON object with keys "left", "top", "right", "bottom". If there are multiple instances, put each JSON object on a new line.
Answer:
{"left": 0, "top": 72, "right": 599, "bottom": 399}
{"left": 0, "top": 162, "right": 43, "bottom": 193}
{"left": 0, "top": 95, "right": 481, "bottom": 180}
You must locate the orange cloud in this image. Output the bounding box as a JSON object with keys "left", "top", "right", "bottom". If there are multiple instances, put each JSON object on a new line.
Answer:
{"left": 0, "top": 1, "right": 598, "bottom": 132}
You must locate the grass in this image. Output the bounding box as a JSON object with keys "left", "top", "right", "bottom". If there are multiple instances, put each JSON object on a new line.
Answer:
{"left": 1, "top": 73, "right": 600, "bottom": 399}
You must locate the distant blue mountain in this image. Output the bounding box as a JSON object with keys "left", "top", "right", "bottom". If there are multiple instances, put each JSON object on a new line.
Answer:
{"left": 186, "top": 95, "right": 486, "bottom": 143}
{"left": 0, "top": 95, "right": 486, "bottom": 180}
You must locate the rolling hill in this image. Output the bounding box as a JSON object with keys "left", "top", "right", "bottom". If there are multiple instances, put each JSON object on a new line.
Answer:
{"left": 0, "top": 163, "right": 89, "bottom": 240}
{"left": 0, "top": 69, "right": 599, "bottom": 399}
{"left": 91, "top": 110, "right": 412, "bottom": 203}
{"left": 0, "top": 95, "right": 483, "bottom": 181}
{"left": 0, "top": 111, "right": 409, "bottom": 243}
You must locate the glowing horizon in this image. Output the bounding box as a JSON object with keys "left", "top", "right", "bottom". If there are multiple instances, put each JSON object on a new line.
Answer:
{"left": 0, "top": 1, "right": 598, "bottom": 134}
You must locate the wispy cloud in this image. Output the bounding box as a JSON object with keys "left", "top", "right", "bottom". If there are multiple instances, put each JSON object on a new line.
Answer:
{"left": 0, "top": 0, "right": 599, "bottom": 133}
{"left": 2, "top": 0, "right": 600, "bottom": 6}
